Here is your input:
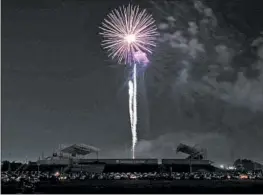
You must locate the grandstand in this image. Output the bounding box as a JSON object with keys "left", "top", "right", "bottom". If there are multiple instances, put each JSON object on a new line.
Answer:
{"left": 161, "top": 143, "right": 214, "bottom": 173}
{"left": 19, "top": 144, "right": 104, "bottom": 173}
{"left": 176, "top": 143, "right": 207, "bottom": 160}
{"left": 162, "top": 159, "right": 215, "bottom": 172}
{"left": 60, "top": 144, "right": 100, "bottom": 158}
{"left": 19, "top": 143, "right": 217, "bottom": 174}
{"left": 38, "top": 143, "right": 100, "bottom": 164}
{"left": 100, "top": 159, "right": 159, "bottom": 173}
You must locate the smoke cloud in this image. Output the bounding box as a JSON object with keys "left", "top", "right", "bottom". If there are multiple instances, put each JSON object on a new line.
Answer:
{"left": 131, "top": 0, "right": 263, "bottom": 163}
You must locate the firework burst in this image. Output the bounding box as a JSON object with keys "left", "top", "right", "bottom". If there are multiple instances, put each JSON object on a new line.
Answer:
{"left": 100, "top": 4, "right": 158, "bottom": 64}
{"left": 100, "top": 4, "right": 158, "bottom": 159}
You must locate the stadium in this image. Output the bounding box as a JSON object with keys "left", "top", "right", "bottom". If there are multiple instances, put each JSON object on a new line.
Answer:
{"left": 2, "top": 143, "right": 263, "bottom": 193}
{"left": 15, "top": 143, "right": 216, "bottom": 174}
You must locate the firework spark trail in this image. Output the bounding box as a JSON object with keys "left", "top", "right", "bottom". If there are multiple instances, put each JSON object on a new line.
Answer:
{"left": 128, "top": 80, "right": 134, "bottom": 132}
{"left": 132, "top": 63, "right": 137, "bottom": 159}
{"left": 128, "top": 63, "right": 138, "bottom": 159}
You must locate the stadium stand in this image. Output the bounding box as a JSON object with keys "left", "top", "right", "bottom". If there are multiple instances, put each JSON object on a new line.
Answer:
{"left": 176, "top": 143, "right": 207, "bottom": 160}
{"left": 16, "top": 143, "right": 218, "bottom": 174}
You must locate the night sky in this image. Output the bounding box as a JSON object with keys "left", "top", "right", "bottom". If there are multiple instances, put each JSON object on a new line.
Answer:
{"left": 2, "top": 0, "right": 263, "bottom": 164}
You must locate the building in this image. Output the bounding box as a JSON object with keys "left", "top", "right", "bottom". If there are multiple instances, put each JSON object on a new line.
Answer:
{"left": 19, "top": 144, "right": 104, "bottom": 173}
{"left": 16, "top": 143, "right": 218, "bottom": 174}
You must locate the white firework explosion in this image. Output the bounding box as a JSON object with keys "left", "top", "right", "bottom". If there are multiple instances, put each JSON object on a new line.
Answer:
{"left": 100, "top": 4, "right": 158, "bottom": 64}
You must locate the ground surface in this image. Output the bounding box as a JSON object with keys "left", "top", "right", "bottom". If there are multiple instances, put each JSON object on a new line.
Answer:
{"left": 2, "top": 180, "right": 263, "bottom": 194}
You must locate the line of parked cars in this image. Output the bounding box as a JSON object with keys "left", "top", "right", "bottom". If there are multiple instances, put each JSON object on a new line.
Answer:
{"left": 2, "top": 170, "right": 263, "bottom": 184}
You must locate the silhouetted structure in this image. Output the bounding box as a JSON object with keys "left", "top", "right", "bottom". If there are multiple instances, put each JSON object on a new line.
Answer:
{"left": 234, "top": 159, "right": 263, "bottom": 172}
{"left": 176, "top": 143, "right": 207, "bottom": 160}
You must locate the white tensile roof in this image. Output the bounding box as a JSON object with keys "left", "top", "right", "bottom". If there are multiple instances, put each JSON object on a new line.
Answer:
{"left": 60, "top": 144, "right": 100, "bottom": 155}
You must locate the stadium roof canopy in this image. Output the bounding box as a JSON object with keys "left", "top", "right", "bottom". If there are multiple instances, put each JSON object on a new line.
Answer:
{"left": 60, "top": 144, "right": 100, "bottom": 155}
{"left": 176, "top": 143, "right": 205, "bottom": 160}
{"left": 176, "top": 143, "right": 200, "bottom": 155}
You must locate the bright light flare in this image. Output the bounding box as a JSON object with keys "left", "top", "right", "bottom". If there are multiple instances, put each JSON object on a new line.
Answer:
{"left": 125, "top": 34, "right": 136, "bottom": 44}
{"left": 54, "top": 172, "right": 60, "bottom": 177}
{"left": 100, "top": 4, "right": 158, "bottom": 64}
